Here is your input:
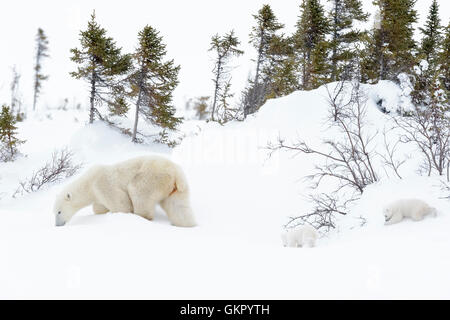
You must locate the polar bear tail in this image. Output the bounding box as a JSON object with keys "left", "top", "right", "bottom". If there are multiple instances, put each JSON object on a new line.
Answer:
{"left": 173, "top": 165, "right": 189, "bottom": 193}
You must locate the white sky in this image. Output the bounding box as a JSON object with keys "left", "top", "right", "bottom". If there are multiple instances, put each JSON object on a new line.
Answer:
{"left": 0, "top": 0, "right": 449, "bottom": 115}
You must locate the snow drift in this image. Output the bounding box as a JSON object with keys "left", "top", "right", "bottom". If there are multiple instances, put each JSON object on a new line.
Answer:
{"left": 0, "top": 81, "right": 449, "bottom": 299}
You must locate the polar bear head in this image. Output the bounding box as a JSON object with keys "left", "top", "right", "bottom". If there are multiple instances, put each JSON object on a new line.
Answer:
{"left": 53, "top": 192, "right": 76, "bottom": 226}
{"left": 382, "top": 207, "right": 393, "bottom": 223}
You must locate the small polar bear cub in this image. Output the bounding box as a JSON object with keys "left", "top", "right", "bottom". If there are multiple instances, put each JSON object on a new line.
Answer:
{"left": 281, "top": 224, "right": 318, "bottom": 248}
{"left": 383, "top": 198, "right": 437, "bottom": 225}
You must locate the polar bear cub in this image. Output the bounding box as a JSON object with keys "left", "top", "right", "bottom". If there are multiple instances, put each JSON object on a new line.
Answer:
{"left": 281, "top": 224, "right": 318, "bottom": 248}
{"left": 53, "top": 155, "right": 196, "bottom": 228}
{"left": 383, "top": 198, "right": 437, "bottom": 225}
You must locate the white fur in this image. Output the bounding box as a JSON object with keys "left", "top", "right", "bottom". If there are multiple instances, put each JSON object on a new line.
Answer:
{"left": 281, "top": 225, "right": 318, "bottom": 248}
{"left": 383, "top": 198, "right": 437, "bottom": 225}
{"left": 53, "top": 156, "right": 196, "bottom": 227}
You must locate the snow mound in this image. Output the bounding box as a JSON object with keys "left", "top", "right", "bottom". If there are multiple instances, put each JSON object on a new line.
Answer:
{"left": 1, "top": 81, "right": 449, "bottom": 298}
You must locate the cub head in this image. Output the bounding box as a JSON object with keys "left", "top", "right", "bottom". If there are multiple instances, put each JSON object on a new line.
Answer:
{"left": 382, "top": 207, "right": 393, "bottom": 224}
{"left": 53, "top": 192, "right": 76, "bottom": 227}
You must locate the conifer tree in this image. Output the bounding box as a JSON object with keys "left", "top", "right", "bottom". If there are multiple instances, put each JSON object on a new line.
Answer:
{"left": 33, "top": 28, "right": 49, "bottom": 111}
{"left": 0, "top": 105, "right": 25, "bottom": 162}
{"left": 419, "top": 0, "right": 441, "bottom": 66}
{"left": 11, "top": 66, "right": 22, "bottom": 117}
{"left": 70, "top": 11, "right": 131, "bottom": 124}
{"left": 264, "top": 35, "right": 299, "bottom": 99}
{"left": 294, "top": 0, "right": 329, "bottom": 90}
{"left": 440, "top": 22, "right": 450, "bottom": 92}
{"left": 360, "top": 11, "right": 383, "bottom": 83}
{"left": 240, "top": 81, "right": 268, "bottom": 118}
{"left": 363, "top": 0, "right": 417, "bottom": 82}
{"left": 209, "top": 31, "right": 243, "bottom": 121}
{"left": 217, "top": 80, "right": 237, "bottom": 123}
{"left": 328, "top": 0, "right": 368, "bottom": 81}
{"left": 249, "top": 4, "right": 284, "bottom": 86}
{"left": 411, "top": 0, "right": 446, "bottom": 119}
{"left": 191, "top": 96, "right": 210, "bottom": 120}
{"left": 129, "top": 25, "right": 181, "bottom": 142}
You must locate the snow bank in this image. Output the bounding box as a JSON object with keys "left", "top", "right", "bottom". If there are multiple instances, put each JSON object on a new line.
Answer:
{"left": 1, "top": 81, "right": 449, "bottom": 299}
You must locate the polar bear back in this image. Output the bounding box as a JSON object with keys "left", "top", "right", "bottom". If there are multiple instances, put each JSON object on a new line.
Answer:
{"left": 91, "top": 156, "right": 179, "bottom": 196}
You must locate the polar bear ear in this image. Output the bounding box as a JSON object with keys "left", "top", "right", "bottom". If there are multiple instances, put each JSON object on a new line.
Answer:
{"left": 65, "top": 193, "right": 72, "bottom": 201}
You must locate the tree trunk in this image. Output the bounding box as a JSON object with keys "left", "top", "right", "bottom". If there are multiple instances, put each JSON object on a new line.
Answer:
{"left": 211, "top": 58, "right": 222, "bottom": 121}
{"left": 89, "top": 70, "right": 96, "bottom": 124}
{"left": 132, "top": 68, "right": 146, "bottom": 142}
{"left": 32, "top": 51, "right": 40, "bottom": 112}
{"left": 132, "top": 89, "right": 143, "bottom": 143}
{"left": 254, "top": 32, "right": 265, "bottom": 85}
{"left": 331, "top": 0, "right": 338, "bottom": 82}
{"left": 132, "top": 92, "right": 141, "bottom": 143}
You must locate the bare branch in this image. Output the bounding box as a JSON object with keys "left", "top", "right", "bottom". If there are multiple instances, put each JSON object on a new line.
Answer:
{"left": 14, "top": 148, "right": 82, "bottom": 197}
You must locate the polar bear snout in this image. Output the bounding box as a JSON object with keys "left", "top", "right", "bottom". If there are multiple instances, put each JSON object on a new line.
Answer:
{"left": 383, "top": 209, "right": 391, "bottom": 223}
{"left": 55, "top": 214, "right": 66, "bottom": 227}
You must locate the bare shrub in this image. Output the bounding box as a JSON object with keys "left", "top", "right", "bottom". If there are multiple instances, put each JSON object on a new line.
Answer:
{"left": 440, "top": 181, "right": 450, "bottom": 200}
{"left": 14, "top": 148, "right": 82, "bottom": 196}
{"left": 393, "top": 103, "right": 450, "bottom": 181}
{"left": 378, "top": 128, "right": 408, "bottom": 179}
{"left": 268, "top": 81, "right": 380, "bottom": 232}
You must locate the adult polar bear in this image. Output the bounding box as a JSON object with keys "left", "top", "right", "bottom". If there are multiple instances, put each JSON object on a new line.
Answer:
{"left": 53, "top": 156, "right": 196, "bottom": 227}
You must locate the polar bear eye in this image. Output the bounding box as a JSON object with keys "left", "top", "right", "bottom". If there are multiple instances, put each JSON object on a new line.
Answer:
{"left": 58, "top": 211, "right": 61, "bottom": 215}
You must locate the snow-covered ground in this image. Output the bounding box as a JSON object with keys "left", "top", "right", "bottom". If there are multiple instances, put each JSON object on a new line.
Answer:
{"left": 1, "top": 82, "right": 449, "bottom": 299}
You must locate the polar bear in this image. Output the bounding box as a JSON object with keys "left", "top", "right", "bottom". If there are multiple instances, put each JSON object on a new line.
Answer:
{"left": 53, "top": 156, "right": 196, "bottom": 227}
{"left": 281, "top": 224, "right": 318, "bottom": 248}
{"left": 383, "top": 198, "right": 437, "bottom": 225}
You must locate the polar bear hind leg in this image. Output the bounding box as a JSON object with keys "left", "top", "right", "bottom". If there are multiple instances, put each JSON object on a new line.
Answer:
{"left": 410, "top": 209, "right": 425, "bottom": 221}
{"left": 160, "top": 190, "right": 196, "bottom": 227}
{"left": 302, "top": 235, "right": 315, "bottom": 248}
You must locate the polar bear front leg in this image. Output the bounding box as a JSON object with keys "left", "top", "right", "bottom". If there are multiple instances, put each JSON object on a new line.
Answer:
{"left": 131, "top": 197, "right": 157, "bottom": 221}
{"left": 106, "top": 190, "right": 134, "bottom": 214}
{"left": 93, "top": 203, "right": 109, "bottom": 214}
{"left": 410, "top": 209, "right": 425, "bottom": 221}
{"left": 287, "top": 238, "right": 298, "bottom": 247}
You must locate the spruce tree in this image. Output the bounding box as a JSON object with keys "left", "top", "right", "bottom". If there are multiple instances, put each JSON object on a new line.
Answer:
{"left": 129, "top": 25, "right": 181, "bottom": 143}
{"left": 0, "top": 105, "right": 25, "bottom": 162}
{"left": 217, "top": 80, "right": 237, "bottom": 123}
{"left": 294, "top": 0, "right": 329, "bottom": 90}
{"left": 249, "top": 4, "right": 284, "bottom": 85}
{"left": 209, "top": 31, "right": 243, "bottom": 121}
{"left": 33, "top": 28, "right": 49, "bottom": 112}
{"left": 70, "top": 11, "right": 131, "bottom": 124}
{"left": 264, "top": 35, "right": 299, "bottom": 99}
{"left": 411, "top": 0, "right": 445, "bottom": 118}
{"left": 440, "top": 22, "right": 450, "bottom": 92}
{"left": 10, "top": 66, "right": 22, "bottom": 117}
{"left": 365, "top": 0, "right": 418, "bottom": 81}
{"left": 360, "top": 11, "right": 384, "bottom": 83}
{"left": 192, "top": 96, "right": 210, "bottom": 120}
{"left": 328, "top": 0, "right": 369, "bottom": 81}
{"left": 419, "top": 0, "right": 441, "bottom": 66}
